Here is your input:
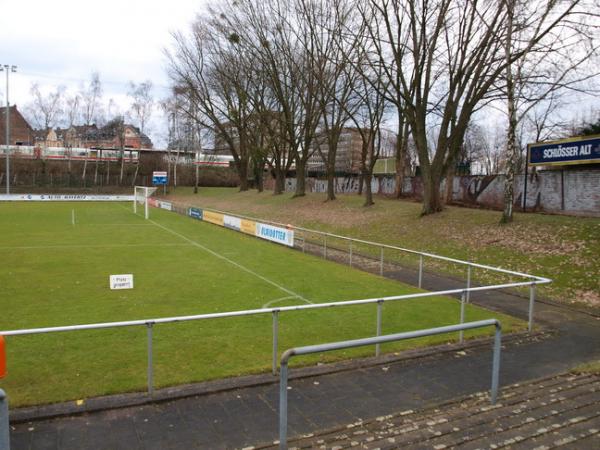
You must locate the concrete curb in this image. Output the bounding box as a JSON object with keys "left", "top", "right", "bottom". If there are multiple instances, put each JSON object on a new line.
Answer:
{"left": 9, "top": 329, "right": 549, "bottom": 424}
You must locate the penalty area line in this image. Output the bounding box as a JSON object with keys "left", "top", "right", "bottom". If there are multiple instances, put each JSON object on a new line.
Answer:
{"left": 148, "top": 218, "right": 312, "bottom": 304}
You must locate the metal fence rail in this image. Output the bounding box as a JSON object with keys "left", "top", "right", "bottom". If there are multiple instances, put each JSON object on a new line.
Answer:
{"left": 278, "top": 319, "right": 503, "bottom": 450}
{"left": 163, "top": 200, "right": 550, "bottom": 332}
{"left": 0, "top": 281, "right": 527, "bottom": 396}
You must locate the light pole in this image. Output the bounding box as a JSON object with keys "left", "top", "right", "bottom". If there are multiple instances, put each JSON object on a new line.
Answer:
{"left": 1, "top": 64, "right": 17, "bottom": 194}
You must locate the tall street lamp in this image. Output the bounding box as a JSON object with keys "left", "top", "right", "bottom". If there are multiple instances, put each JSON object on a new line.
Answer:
{"left": 1, "top": 64, "right": 17, "bottom": 194}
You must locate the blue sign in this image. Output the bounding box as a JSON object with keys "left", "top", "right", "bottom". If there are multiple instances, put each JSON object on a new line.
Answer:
{"left": 188, "top": 207, "right": 203, "bottom": 220}
{"left": 529, "top": 136, "right": 600, "bottom": 166}
{"left": 152, "top": 171, "right": 168, "bottom": 185}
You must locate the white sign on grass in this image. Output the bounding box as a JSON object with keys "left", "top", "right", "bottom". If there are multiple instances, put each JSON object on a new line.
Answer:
{"left": 110, "top": 274, "right": 134, "bottom": 290}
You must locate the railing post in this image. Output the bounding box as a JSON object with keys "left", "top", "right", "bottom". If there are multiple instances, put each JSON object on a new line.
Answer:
{"left": 323, "top": 235, "right": 327, "bottom": 259}
{"left": 466, "top": 264, "right": 472, "bottom": 303}
{"left": 146, "top": 322, "right": 154, "bottom": 396}
{"left": 0, "top": 389, "right": 9, "bottom": 450}
{"left": 349, "top": 240, "right": 353, "bottom": 267}
{"left": 272, "top": 310, "right": 279, "bottom": 375}
{"left": 302, "top": 234, "right": 306, "bottom": 253}
{"left": 528, "top": 282, "right": 536, "bottom": 332}
{"left": 418, "top": 255, "right": 423, "bottom": 288}
{"left": 379, "top": 246, "right": 384, "bottom": 276}
{"left": 491, "top": 323, "right": 502, "bottom": 404}
{"left": 375, "top": 301, "right": 383, "bottom": 357}
{"left": 459, "top": 292, "right": 466, "bottom": 343}
{"left": 279, "top": 361, "right": 289, "bottom": 450}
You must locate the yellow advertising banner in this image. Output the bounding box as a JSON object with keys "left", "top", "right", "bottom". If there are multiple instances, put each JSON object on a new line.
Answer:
{"left": 240, "top": 219, "right": 257, "bottom": 235}
{"left": 203, "top": 211, "right": 224, "bottom": 226}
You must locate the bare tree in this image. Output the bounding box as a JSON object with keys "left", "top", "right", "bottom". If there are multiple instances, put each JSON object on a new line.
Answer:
{"left": 500, "top": 0, "right": 599, "bottom": 222}
{"left": 81, "top": 72, "right": 103, "bottom": 125}
{"left": 358, "top": 0, "right": 593, "bottom": 215}
{"left": 64, "top": 92, "right": 81, "bottom": 128}
{"left": 26, "top": 83, "right": 65, "bottom": 130}
{"left": 128, "top": 80, "right": 154, "bottom": 134}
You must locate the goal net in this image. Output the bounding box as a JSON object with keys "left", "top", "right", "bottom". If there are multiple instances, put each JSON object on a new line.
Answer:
{"left": 133, "top": 186, "right": 157, "bottom": 219}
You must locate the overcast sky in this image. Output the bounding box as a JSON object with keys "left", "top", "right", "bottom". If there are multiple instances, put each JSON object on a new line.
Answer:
{"left": 0, "top": 0, "right": 206, "bottom": 147}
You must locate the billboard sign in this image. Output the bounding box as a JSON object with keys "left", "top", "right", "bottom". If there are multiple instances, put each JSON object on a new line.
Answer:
{"left": 256, "top": 223, "right": 294, "bottom": 247}
{"left": 223, "top": 215, "right": 241, "bottom": 231}
{"left": 188, "top": 207, "right": 203, "bottom": 220}
{"left": 529, "top": 135, "right": 600, "bottom": 166}
{"left": 152, "top": 171, "right": 168, "bottom": 185}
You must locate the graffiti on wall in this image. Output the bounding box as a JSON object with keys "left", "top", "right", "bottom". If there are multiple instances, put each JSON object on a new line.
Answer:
{"left": 277, "top": 170, "right": 599, "bottom": 216}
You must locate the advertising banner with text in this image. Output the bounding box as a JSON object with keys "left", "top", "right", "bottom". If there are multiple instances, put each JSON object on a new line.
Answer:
{"left": 0, "top": 194, "right": 134, "bottom": 201}
{"left": 529, "top": 135, "right": 600, "bottom": 166}
{"left": 203, "top": 211, "right": 224, "bottom": 226}
{"left": 255, "top": 223, "right": 294, "bottom": 247}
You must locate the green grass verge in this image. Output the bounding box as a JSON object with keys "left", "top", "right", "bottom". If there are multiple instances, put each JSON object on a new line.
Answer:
{"left": 0, "top": 201, "right": 521, "bottom": 407}
{"left": 166, "top": 187, "right": 600, "bottom": 310}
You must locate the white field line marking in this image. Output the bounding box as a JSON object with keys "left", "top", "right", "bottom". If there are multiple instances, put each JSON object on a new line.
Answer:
{"left": 148, "top": 218, "right": 311, "bottom": 303}
{"left": 71, "top": 209, "right": 75, "bottom": 226}
{"left": 0, "top": 243, "right": 191, "bottom": 250}
{"left": 262, "top": 296, "right": 312, "bottom": 309}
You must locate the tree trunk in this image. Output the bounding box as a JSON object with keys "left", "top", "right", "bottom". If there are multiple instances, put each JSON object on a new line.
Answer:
{"left": 119, "top": 153, "right": 125, "bottom": 186}
{"left": 238, "top": 158, "right": 249, "bottom": 191}
{"left": 273, "top": 168, "right": 285, "bottom": 195}
{"left": 194, "top": 162, "right": 199, "bottom": 194}
{"left": 94, "top": 154, "right": 99, "bottom": 185}
{"left": 82, "top": 156, "right": 88, "bottom": 187}
{"left": 326, "top": 165, "right": 336, "bottom": 201}
{"left": 501, "top": 0, "right": 517, "bottom": 224}
{"left": 132, "top": 163, "right": 139, "bottom": 187}
{"left": 364, "top": 171, "right": 374, "bottom": 206}
{"left": 294, "top": 158, "right": 306, "bottom": 197}
{"left": 421, "top": 167, "right": 443, "bottom": 215}
{"left": 358, "top": 173, "right": 364, "bottom": 195}
{"left": 256, "top": 166, "right": 264, "bottom": 193}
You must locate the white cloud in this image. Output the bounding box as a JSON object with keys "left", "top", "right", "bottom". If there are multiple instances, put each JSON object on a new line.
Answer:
{"left": 0, "top": 0, "right": 205, "bottom": 147}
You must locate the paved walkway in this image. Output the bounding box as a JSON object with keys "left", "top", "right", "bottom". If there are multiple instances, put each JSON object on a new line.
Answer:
{"left": 276, "top": 372, "right": 600, "bottom": 449}
{"left": 8, "top": 263, "right": 600, "bottom": 449}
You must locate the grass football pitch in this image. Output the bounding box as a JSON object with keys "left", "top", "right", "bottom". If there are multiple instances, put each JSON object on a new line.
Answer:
{"left": 0, "top": 201, "right": 522, "bottom": 406}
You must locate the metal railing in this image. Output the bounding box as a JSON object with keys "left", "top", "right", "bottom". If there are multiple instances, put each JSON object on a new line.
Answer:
{"left": 0, "top": 284, "right": 521, "bottom": 396}
{"left": 278, "top": 319, "right": 503, "bottom": 450}
{"left": 164, "top": 200, "right": 550, "bottom": 332}
{"left": 0, "top": 389, "right": 8, "bottom": 450}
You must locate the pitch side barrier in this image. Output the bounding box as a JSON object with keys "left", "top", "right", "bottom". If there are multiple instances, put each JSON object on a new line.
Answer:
{"left": 148, "top": 198, "right": 551, "bottom": 332}
{"left": 0, "top": 194, "right": 134, "bottom": 201}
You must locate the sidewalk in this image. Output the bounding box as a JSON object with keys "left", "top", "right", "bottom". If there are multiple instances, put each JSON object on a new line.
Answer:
{"left": 8, "top": 269, "right": 600, "bottom": 449}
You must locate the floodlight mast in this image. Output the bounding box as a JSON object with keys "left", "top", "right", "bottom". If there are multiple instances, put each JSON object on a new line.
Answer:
{"left": 1, "top": 65, "right": 17, "bottom": 194}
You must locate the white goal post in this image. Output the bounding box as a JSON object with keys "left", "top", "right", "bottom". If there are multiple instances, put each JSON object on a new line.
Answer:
{"left": 133, "top": 186, "right": 157, "bottom": 219}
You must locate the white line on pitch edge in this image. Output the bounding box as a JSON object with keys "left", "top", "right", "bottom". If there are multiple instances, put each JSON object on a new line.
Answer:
{"left": 71, "top": 209, "right": 75, "bottom": 226}
{"left": 0, "top": 244, "right": 191, "bottom": 250}
{"left": 149, "top": 218, "right": 311, "bottom": 303}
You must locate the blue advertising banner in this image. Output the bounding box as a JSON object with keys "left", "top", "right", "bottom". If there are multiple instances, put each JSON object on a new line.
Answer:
{"left": 188, "top": 207, "right": 203, "bottom": 220}
{"left": 152, "top": 171, "right": 168, "bottom": 185}
{"left": 528, "top": 135, "right": 600, "bottom": 166}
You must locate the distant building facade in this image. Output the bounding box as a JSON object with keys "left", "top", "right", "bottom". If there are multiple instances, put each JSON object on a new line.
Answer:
{"left": 0, "top": 105, "right": 35, "bottom": 145}
{"left": 35, "top": 123, "right": 153, "bottom": 150}
{"left": 309, "top": 128, "right": 397, "bottom": 174}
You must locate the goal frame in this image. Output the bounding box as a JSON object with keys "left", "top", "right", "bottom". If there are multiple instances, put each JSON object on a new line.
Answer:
{"left": 133, "top": 186, "right": 157, "bottom": 219}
